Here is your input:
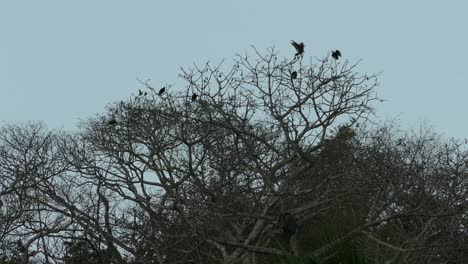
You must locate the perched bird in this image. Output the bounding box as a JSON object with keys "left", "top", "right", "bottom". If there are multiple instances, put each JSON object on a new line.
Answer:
{"left": 191, "top": 93, "right": 198, "bottom": 102}
{"left": 279, "top": 212, "right": 298, "bottom": 238}
{"left": 17, "top": 240, "right": 27, "bottom": 253}
{"left": 138, "top": 89, "right": 143, "bottom": 96}
{"left": 332, "top": 50, "right": 342, "bottom": 60}
{"left": 158, "top": 87, "right": 166, "bottom": 95}
{"left": 291, "top": 71, "right": 298, "bottom": 79}
{"left": 108, "top": 119, "right": 117, "bottom": 125}
{"left": 144, "top": 92, "right": 147, "bottom": 96}
{"left": 291, "top": 41, "right": 304, "bottom": 57}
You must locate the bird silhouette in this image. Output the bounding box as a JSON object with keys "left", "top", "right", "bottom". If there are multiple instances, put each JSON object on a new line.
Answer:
{"left": 332, "top": 50, "right": 342, "bottom": 60}
{"left": 158, "top": 87, "right": 166, "bottom": 95}
{"left": 138, "top": 89, "right": 143, "bottom": 96}
{"left": 291, "top": 71, "right": 298, "bottom": 79}
{"left": 144, "top": 92, "right": 147, "bottom": 96}
{"left": 279, "top": 212, "right": 298, "bottom": 238}
{"left": 108, "top": 119, "right": 117, "bottom": 125}
{"left": 191, "top": 93, "right": 197, "bottom": 102}
{"left": 291, "top": 41, "right": 304, "bottom": 57}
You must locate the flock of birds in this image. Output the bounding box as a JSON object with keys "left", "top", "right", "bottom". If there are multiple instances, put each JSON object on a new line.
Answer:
{"left": 107, "top": 41, "right": 341, "bottom": 126}
{"left": 107, "top": 85, "right": 195, "bottom": 125}
{"left": 291, "top": 40, "right": 341, "bottom": 60}
{"left": 106, "top": 41, "right": 342, "bottom": 238}
{"left": 290, "top": 40, "right": 341, "bottom": 80}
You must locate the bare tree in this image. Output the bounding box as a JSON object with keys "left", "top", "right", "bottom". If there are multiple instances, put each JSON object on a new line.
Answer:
{"left": 351, "top": 124, "right": 468, "bottom": 263}
{"left": 1, "top": 47, "right": 466, "bottom": 264}
{"left": 0, "top": 122, "right": 71, "bottom": 263}
{"left": 54, "top": 47, "right": 379, "bottom": 263}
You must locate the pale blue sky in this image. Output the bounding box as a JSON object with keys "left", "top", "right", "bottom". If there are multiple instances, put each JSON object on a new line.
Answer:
{"left": 1, "top": 1, "right": 467, "bottom": 138}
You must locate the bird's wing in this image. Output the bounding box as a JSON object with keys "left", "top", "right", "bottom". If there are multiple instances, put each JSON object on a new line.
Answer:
{"left": 291, "top": 41, "right": 300, "bottom": 51}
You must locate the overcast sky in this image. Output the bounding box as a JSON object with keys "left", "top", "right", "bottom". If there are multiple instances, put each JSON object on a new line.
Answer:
{"left": 1, "top": 1, "right": 467, "bottom": 139}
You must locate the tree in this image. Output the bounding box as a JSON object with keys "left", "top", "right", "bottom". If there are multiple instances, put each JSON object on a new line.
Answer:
{"left": 56, "top": 47, "right": 379, "bottom": 263}
{"left": 0, "top": 46, "right": 466, "bottom": 263}
{"left": 0, "top": 122, "right": 70, "bottom": 263}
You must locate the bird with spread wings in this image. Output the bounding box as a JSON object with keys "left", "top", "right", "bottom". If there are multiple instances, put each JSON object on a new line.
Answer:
{"left": 291, "top": 40, "right": 305, "bottom": 57}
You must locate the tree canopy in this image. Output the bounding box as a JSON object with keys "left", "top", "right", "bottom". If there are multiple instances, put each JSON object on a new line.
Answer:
{"left": 0, "top": 46, "right": 467, "bottom": 264}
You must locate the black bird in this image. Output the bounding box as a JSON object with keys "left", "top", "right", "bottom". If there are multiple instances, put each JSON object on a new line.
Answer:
{"left": 138, "top": 89, "right": 143, "bottom": 96}
{"left": 332, "top": 50, "right": 342, "bottom": 60}
{"left": 291, "top": 71, "right": 298, "bottom": 79}
{"left": 108, "top": 119, "right": 117, "bottom": 125}
{"left": 291, "top": 41, "right": 304, "bottom": 57}
{"left": 158, "top": 87, "right": 166, "bottom": 95}
{"left": 278, "top": 212, "right": 298, "bottom": 238}
{"left": 191, "top": 93, "right": 197, "bottom": 102}
{"left": 144, "top": 92, "right": 147, "bottom": 96}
